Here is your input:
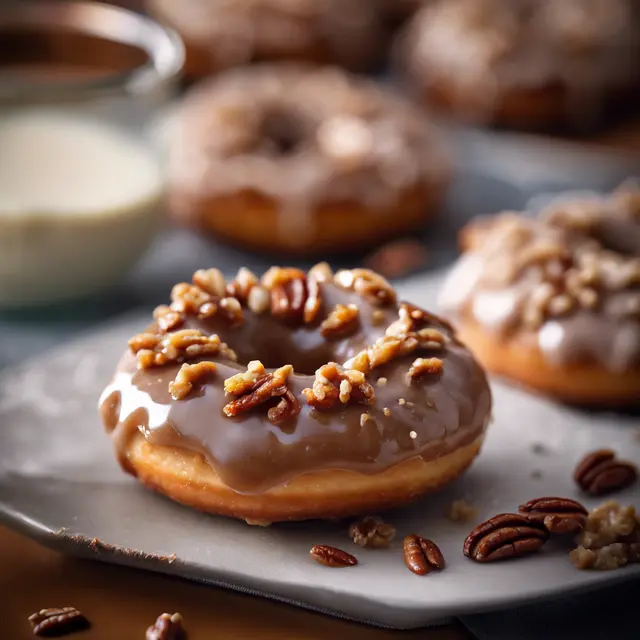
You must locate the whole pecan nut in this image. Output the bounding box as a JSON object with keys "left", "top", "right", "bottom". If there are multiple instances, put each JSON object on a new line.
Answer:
{"left": 403, "top": 535, "right": 445, "bottom": 575}
{"left": 146, "top": 612, "right": 186, "bottom": 640}
{"left": 464, "top": 513, "right": 549, "bottom": 562}
{"left": 28, "top": 607, "right": 89, "bottom": 637}
{"left": 518, "top": 497, "right": 588, "bottom": 535}
{"left": 310, "top": 544, "right": 357, "bottom": 568}
{"left": 574, "top": 450, "right": 638, "bottom": 496}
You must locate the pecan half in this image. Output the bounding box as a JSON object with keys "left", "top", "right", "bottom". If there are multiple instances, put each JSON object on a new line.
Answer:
{"left": 28, "top": 607, "right": 89, "bottom": 637}
{"left": 146, "top": 612, "right": 186, "bottom": 640}
{"left": 263, "top": 267, "right": 308, "bottom": 322}
{"left": 406, "top": 357, "right": 444, "bottom": 381}
{"left": 310, "top": 545, "right": 357, "bottom": 568}
{"left": 518, "top": 497, "right": 588, "bottom": 535}
{"left": 348, "top": 516, "right": 396, "bottom": 549}
{"left": 267, "top": 388, "right": 302, "bottom": 423}
{"left": 320, "top": 304, "right": 360, "bottom": 339}
{"left": 223, "top": 364, "right": 297, "bottom": 423}
{"left": 464, "top": 513, "right": 549, "bottom": 562}
{"left": 169, "top": 361, "right": 217, "bottom": 401}
{"left": 574, "top": 450, "right": 638, "bottom": 496}
{"left": 303, "top": 362, "right": 375, "bottom": 410}
{"left": 403, "top": 535, "right": 445, "bottom": 575}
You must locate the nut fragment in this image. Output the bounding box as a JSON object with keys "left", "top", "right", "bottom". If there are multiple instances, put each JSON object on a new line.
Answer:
{"left": 224, "top": 360, "right": 266, "bottom": 395}
{"left": 28, "top": 607, "right": 89, "bottom": 637}
{"left": 334, "top": 268, "right": 396, "bottom": 305}
{"left": 226, "top": 267, "right": 258, "bottom": 302}
{"left": 570, "top": 500, "right": 640, "bottom": 571}
{"left": 193, "top": 268, "right": 226, "bottom": 297}
{"left": 518, "top": 497, "right": 588, "bottom": 535}
{"left": 247, "top": 285, "right": 270, "bottom": 314}
{"left": 574, "top": 449, "right": 637, "bottom": 496}
{"left": 320, "top": 304, "right": 360, "bottom": 339}
{"left": 445, "top": 499, "right": 478, "bottom": 524}
{"left": 153, "top": 305, "right": 184, "bottom": 333}
{"left": 348, "top": 516, "right": 396, "bottom": 549}
{"left": 146, "top": 612, "right": 186, "bottom": 640}
{"left": 169, "top": 361, "right": 217, "bottom": 401}
{"left": 406, "top": 357, "right": 444, "bottom": 381}
{"left": 464, "top": 513, "right": 549, "bottom": 562}
{"left": 310, "top": 544, "right": 357, "bottom": 568}
{"left": 223, "top": 364, "right": 297, "bottom": 423}
{"left": 130, "top": 329, "right": 236, "bottom": 369}
{"left": 303, "top": 362, "right": 375, "bottom": 410}
{"left": 219, "top": 296, "right": 244, "bottom": 325}
{"left": 304, "top": 264, "right": 328, "bottom": 323}
{"left": 263, "top": 267, "right": 308, "bottom": 323}
{"left": 403, "top": 535, "right": 445, "bottom": 575}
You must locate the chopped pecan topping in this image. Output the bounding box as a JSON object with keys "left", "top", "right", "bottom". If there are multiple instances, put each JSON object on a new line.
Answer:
{"left": 570, "top": 501, "right": 640, "bottom": 571}
{"left": 247, "top": 285, "right": 270, "bottom": 314}
{"left": 225, "top": 267, "right": 258, "bottom": 302}
{"left": 518, "top": 497, "right": 588, "bottom": 535}
{"left": 310, "top": 544, "right": 357, "bottom": 568}
{"left": 29, "top": 607, "right": 89, "bottom": 637}
{"left": 263, "top": 267, "right": 308, "bottom": 323}
{"left": 464, "top": 513, "right": 549, "bottom": 562}
{"left": 303, "top": 268, "right": 324, "bottom": 324}
{"left": 407, "top": 357, "right": 443, "bottom": 381}
{"left": 153, "top": 305, "right": 184, "bottom": 333}
{"left": 169, "top": 361, "right": 217, "bottom": 400}
{"left": 302, "top": 362, "right": 375, "bottom": 410}
{"left": 223, "top": 364, "right": 297, "bottom": 423}
{"left": 574, "top": 449, "right": 637, "bottom": 496}
{"left": 170, "top": 282, "right": 214, "bottom": 315}
{"left": 403, "top": 535, "right": 445, "bottom": 575}
{"left": 349, "top": 516, "right": 396, "bottom": 549}
{"left": 224, "top": 360, "right": 266, "bottom": 395}
{"left": 320, "top": 304, "right": 360, "bottom": 339}
{"left": 334, "top": 268, "right": 396, "bottom": 305}
{"left": 307, "top": 261, "right": 333, "bottom": 283}
{"left": 219, "top": 296, "right": 243, "bottom": 325}
{"left": 130, "top": 329, "right": 236, "bottom": 369}
{"left": 146, "top": 612, "right": 186, "bottom": 640}
{"left": 193, "top": 268, "right": 226, "bottom": 297}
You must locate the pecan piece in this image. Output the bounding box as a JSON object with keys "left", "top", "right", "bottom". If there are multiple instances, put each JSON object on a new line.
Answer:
{"left": 320, "top": 304, "right": 360, "bottom": 339}
{"left": 406, "top": 357, "right": 443, "bottom": 381}
{"left": 146, "top": 612, "right": 186, "bottom": 640}
{"left": 303, "top": 362, "right": 375, "bottom": 410}
{"left": 304, "top": 263, "right": 331, "bottom": 323}
{"left": 267, "top": 388, "right": 302, "bottom": 424}
{"left": 226, "top": 267, "right": 258, "bottom": 302}
{"left": 334, "top": 268, "right": 396, "bottom": 306}
{"left": 263, "top": 267, "right": 308, "bottom": 322}
{"left": 169, "top": 361, "right": 217, "bottom": 401}
{"left": 153, "top": 305, "right": 184, "bottom": 333}
{"left": 192, "top": 268, "right": 226, "bottom": 297}
{"left": 349, "top": 516, "right": 396, "bottom": 549}
{"left": 574, "top": 450, "right": 637, "bottom": 496}
{"left": 223, "top": 364, "right": 295, "bottom": 422}
{"left": 518, "top": 497, "right": 588, "bottom": 535}
{"left": 464, "top": 513, "right": 549, "bottom": 562}
{"left": 310, "top": 545, "right": 357, "bottom": 568}
{"left": 403, "top": 535, "right": 445, "bottom": 575}
{"left": 28, "top": 607, "right": 89, "bottom": 637}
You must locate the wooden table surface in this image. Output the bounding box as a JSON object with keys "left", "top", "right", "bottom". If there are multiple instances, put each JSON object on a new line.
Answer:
{"left": 0, "top": 526, "right": 474, "bottom": 639}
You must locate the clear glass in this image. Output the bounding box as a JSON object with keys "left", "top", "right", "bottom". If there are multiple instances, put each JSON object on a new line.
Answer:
{"left": 0, "top": 1, "right": 184, "bottom": 307}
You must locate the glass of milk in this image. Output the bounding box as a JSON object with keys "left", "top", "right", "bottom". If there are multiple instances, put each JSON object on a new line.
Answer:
{"left": 0, "top": 1, "right": 184, "bottom": 307}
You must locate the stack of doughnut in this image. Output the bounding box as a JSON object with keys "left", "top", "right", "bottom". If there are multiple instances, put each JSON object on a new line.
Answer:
{"left": 100, "top": 264, "right": 492, "bottom": 523}
{"left": 168, "top": 65, "right": 450, "bottom": 254}
{"left": 400, "top": 0, "right": 640, "bottom": 130}
{"left": 440, "top": 182, "right": 640, "bottom": 406}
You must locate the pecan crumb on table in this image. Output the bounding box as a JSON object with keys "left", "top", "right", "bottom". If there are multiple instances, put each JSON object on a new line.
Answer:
{"left": 349, "top": 516, "right": 396, "bottom": 549}
{"left": 445, "top": 499, "right": 478, "bottom": 524}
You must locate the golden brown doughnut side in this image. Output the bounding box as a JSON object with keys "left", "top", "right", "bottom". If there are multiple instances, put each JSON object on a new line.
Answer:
{"left": 455, "top": 316, "right": 640, "bottom": 406}
{"left": 100, "top": 265, "right": 492, "bottom": 522}
{"left": 122, "top": 432, "right": 484, "bottom": 523}
{"left": 170, "top": 184, "right": 445, "bottom": 255}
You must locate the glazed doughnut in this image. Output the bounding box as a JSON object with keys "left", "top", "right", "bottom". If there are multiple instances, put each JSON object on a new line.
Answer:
{"left": 168, "top": 65, "right": 451, "bottom": 255}
{"left": 400, "top": 0, "right": 640, "bottom": 131}
{"left": 100, "top": 264, "right": 492, "bottom": 523}
{"left": 146, "top": 0, "right": 384, "bottom": 78}
{"left": 440, "top": 182, "right": 640, "bottom": 406}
